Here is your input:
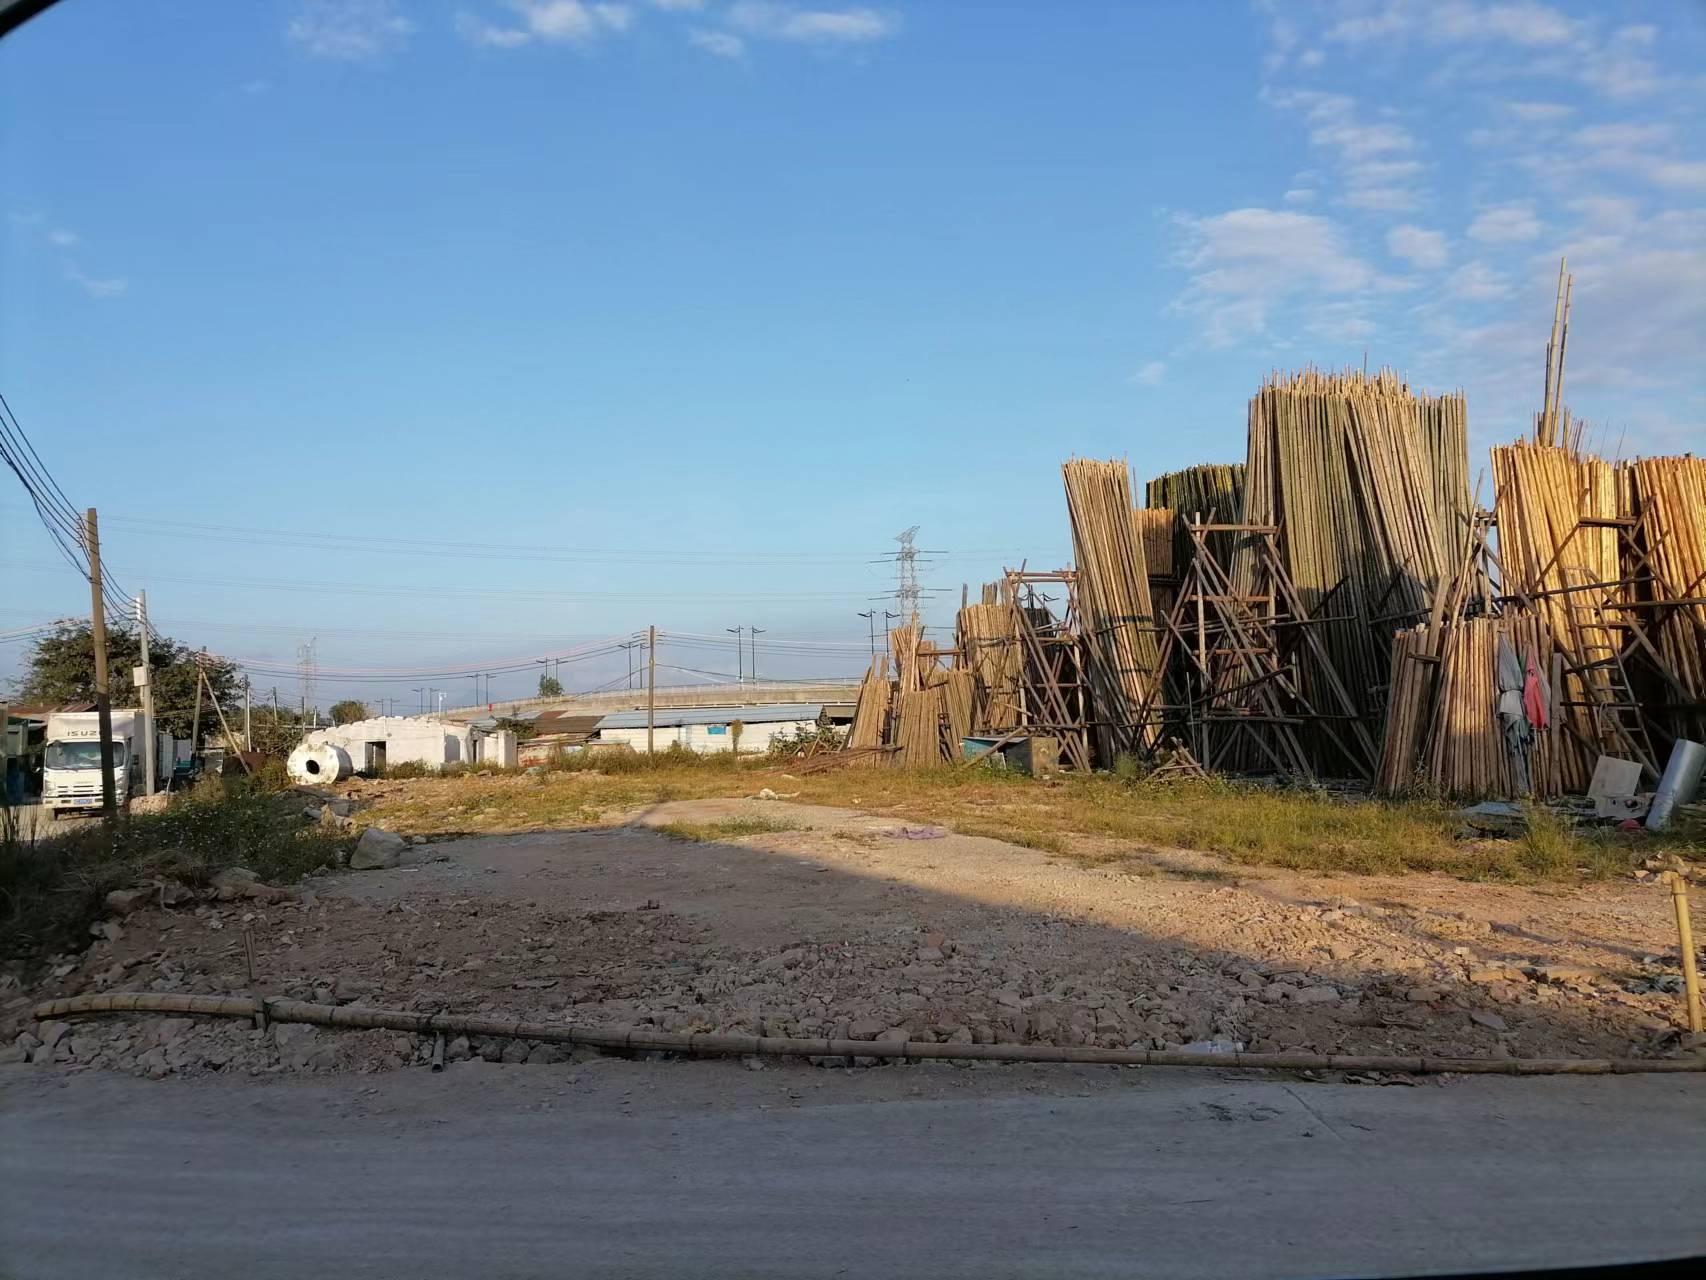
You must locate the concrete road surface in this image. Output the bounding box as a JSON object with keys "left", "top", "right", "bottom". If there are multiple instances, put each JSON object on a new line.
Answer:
{"left": 2, "top": 1058, "right": 1702, "bottom": 1279}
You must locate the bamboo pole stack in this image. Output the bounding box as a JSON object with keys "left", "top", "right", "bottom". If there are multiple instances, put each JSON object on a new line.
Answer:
{"left": 1145, "top": 463, "right": 1245, "bottom": 569}
{"left": 846, "top": 655, "right": 892, "bottom": 751}
{"left": 1241, "top": 369, "right": 1471, "bottom": 730}
{"left": 1492, "top": 441, "right": 1619, "bottom": 792}
{"left": 1063, "top": 458, "right": 1159, "bottom": 764}
{"left": 956, "top": 600, "right": 1022, "bottom": 731}
{"left": 1623, "top": 455, "right": 1706, "bottom": 739}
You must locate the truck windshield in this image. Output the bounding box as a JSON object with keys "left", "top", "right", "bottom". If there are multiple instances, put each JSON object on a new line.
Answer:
{"left": 44, "top": 741, "right": 128, "bottom": 771}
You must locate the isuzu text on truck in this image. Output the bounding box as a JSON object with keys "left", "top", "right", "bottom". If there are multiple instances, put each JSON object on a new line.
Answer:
{"left": 41, "top": 710, "right": 173, "bottom": 818}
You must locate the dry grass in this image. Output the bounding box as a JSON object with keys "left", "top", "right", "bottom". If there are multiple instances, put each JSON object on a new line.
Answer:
{"left": 352, "top": 761, "right": 1695, "bottom": 884}
{"left": 657, "top": 816, "right": 801, "bottom": 843}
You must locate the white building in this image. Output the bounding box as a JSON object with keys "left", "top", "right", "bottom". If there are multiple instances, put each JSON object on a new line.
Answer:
{"left": 304, "top": 716, "right": 479, "bottom": 774}
{"left": 595, "top": 704, "right": 824, "bottom": 754}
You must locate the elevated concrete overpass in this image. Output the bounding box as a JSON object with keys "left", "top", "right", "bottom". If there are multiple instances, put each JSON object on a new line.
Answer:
{"left": 439, "top": 681, "right": 863, "bottom": 724}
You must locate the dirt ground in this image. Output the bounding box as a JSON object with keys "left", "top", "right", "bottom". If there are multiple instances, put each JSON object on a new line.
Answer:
{"left": 5, "top": 786, "right": 1700, "bottom": 1080}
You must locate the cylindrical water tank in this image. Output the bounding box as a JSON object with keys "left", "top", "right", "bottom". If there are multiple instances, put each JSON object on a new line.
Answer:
{"left": 287, "top": 740, "right": 352, "bottom": 785}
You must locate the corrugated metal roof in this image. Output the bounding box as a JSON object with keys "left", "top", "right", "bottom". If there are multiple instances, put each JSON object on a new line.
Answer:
{"left": 597, "top": 703, "right": 824, "bottom": 730}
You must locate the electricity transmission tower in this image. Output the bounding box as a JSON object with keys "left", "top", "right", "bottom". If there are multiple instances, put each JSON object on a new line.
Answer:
{"left": 297, "top": 638, "right": 318, "bottom": 727}
{"left": 894, "top": 525, "right": 921, "bottom": 623}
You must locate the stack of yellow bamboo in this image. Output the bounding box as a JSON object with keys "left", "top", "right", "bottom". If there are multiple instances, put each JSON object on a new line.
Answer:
{"left": 889, "top": 623, "right": 931, "bottom": 694}
{"left": 1492, "top": 441, "right": 1619, "bottom": 792}
{"left": 956, "top": 600, "right": 1021, "bottom": 731}
{"left": 845, "top": 655, "right": 892, "bottom": 751}
{"left": 1145, "top": 463, "right": 1245, "bottom": 568}
{"left": 894, "top": 687, "right": 945, "bottom": 766}
{"left": 1377, "top": 609, "right": 1562, "bottom": 799}
{"left": 1242, "top": 368, "right": 1470, "bottom": 724}
{"left": 1623, "top": 455, "right": 1706, "bottom": 737}
{"left": 1063, "top": 458, "right": 1159, "bottom": 763}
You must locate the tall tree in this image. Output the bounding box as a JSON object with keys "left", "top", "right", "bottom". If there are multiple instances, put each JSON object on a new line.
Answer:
{"left": 13, "top": 622, "right": 242, "bottom": 741}
{"left": 538, "top": 672, "right": 564, "bottom": 697}
{"left": 329, "top": 700, "right": 369, "bottom": 725}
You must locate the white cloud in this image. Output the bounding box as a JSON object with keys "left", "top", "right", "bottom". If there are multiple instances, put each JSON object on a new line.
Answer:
{"left": 1467, "top": 200, "right": 1542, "bottom": 243}
{"left": 1172, "top": 208, "right": 1376, "bottom": 346}
{"left": 1265, "top": 89, "right": 1425, "bottom": 213}
{"left": 458, "top": 2, "right": 633, "bottom": 49}
{"left": 689, "top": 29, "right": 746, "bottom": 58}
{"left": 1129, "top": 361, "right": 1167, "bottom": 387}
{"left": 1387, "top": 224, "right": 1448, "bottom": 269}
{"left": 1568, "top": 195, "right": 1639, "bottom": 228}
{"left": 65, "top": 266, "right": 127, "bottom": 299}
{"left": 726, "top": 2, "right": 898, "bottom": 43}
{"left": 1326, "top": 1, "right": 1578, "bottom": 49}
{"left": 46, "top": 228, "right": 79, "bottom": 248}
{"left": 1647, "top": 161, "right": 1706, "bottom": 191}
{"left": 1572, "top": 122, "right": 1672, "bottom": 150}
{"left": 286, "top": 0, "right": 415, "bottom": 60}
{"left": 1283, "top": 188, "right": 1317, "bottom": 205}
{"left": 1502, "top": 100, "right": 1573, "bottom": 123}
{"left": 1446, "top": 260, "right": 1510, "bottom": 300}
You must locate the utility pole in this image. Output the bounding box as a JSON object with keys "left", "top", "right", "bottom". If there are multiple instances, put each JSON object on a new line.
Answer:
{"left": 750, "top": 627, "right": 765, "bottom": 685}
{"left": 190, "top": 652, "right": 205, "bottom": 765}
{"left": 884, "top": 611, "right": 900, "bottom": 656}
{"left": 858, "top": 610, "right": 877, "bottom": 656}
{"left": 647, "top": 624, "right": 657, "bottom": 755}
{"left": 136, "top": 592, "right": 156, "bottom": 797}
{"left": 726, "top": 626, "right": 745, "bottom": 684}
{"left": 83, "top": 510, "right": 118, "bottom": 819}
{"left": 243, "top": 677, "right": 252, "bottom": 751}
{"left": 413, "top": 687, "right": 426, "bottom": 714}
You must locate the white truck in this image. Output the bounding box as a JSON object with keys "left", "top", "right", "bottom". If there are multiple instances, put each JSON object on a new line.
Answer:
{"left": 41, "top": 710, "right": 173, "bottom": 818}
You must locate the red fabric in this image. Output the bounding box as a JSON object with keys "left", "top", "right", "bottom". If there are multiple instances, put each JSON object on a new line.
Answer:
{"left": 1523, "top": 650, "right": 1550, "bottom": 729}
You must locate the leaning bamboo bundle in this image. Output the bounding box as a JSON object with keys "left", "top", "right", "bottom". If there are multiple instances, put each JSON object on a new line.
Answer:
{"left": 940, "top": 668, "right": 976, "bottom": 750}
{"left": 1063, "top": 458, "right": 1159, "bottom": 764}
{"left": 893, "top": 687, "right": 946, "bottom": 767}
{"left": 1377, "top": 625, "right": 1432, "bottom": 793}
{"left": 1492, "top": 441, "right": 1619, "bottom": 791}
{"left": 1132, "top": 506, "right": 1177, "bottom": 625}
{"left": 956, "top": 601, "right": 1022, "bottom": 731}
{"left": 1131, "top": 507, "right": 1175, "bottom": 579}
{"left": 1426, "top": 617, "right": 1506, "bottom": 800}
{"left": 1240, "top": 368, "right": 1470, "bottom": 735}
{"left": 889, "top": 624, "right": 931, "bottom": 694}
{"left": 1622, "top": 455, "right": 1706, "bottom": 738}
{"left": 845, "top": 655, "right": 892, "bottom": 751}
{"left": 1145, "top": 463, "right": 1245, "bottom": 568}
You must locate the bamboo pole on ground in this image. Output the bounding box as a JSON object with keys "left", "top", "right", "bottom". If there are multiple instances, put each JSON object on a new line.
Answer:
{"left": 31, "top": 993, "right": 1706, "bottom": 1076}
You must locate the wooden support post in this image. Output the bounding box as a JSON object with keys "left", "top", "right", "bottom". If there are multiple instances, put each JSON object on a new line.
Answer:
{"left": 1663, "top": 872, "right": 1702, "bottom": 1035}
{"left": 647, "top": 625, "right": 657, "bottom": 755}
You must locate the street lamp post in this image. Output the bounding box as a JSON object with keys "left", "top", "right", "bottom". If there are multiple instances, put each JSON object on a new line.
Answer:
{"left": 726, "top": 626, "right": 745, "bottom": 685}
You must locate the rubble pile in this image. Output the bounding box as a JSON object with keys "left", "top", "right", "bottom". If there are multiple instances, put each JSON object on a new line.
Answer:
{"left": 4, "top": 874, "right": 1694, "bottom": 1079}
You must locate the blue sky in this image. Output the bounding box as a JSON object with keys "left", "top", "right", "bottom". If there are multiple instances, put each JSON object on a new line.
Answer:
{"left": 4, "top": 0, "right": 1703, "bottom": 709}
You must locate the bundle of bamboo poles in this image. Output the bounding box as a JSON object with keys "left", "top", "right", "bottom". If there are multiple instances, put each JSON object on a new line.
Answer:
{"left": 937, "top": 668, "right": 976, "bottom": 751}
{"left": 1132, "top": 506, "right": 1177, "bottom": 624}
{"left": 1241, "top": 369, "right": 1470, "bottom": 730}
{"left": 889, "top": 623, "right": 931, "bottom": 694}
{"left": 1425, "top": 616, "right": 1506, "bottom": 800}
{"left": 1378, "top": 610, "right": 1560, "bottom": 799}
{"left": 1145, "top": 463, "right": 1245, "bottom": 568}
{"left": 956, "top": 601, "right": 1021, "bottom": 731}
{"left": 894, "top": 686, "right": 946, "bottom": 766}
{"left": 845, "top": 655, "right": 892, "bottom": 751}
{"left": 1623, "top": 455, "right": 1706, "bottom": 739}
{"left": 1492, "top": 441, "right": 1619, "bottom": 792}
{"left": 1063, "top": 458, "right": 1159, "bottom": 764}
